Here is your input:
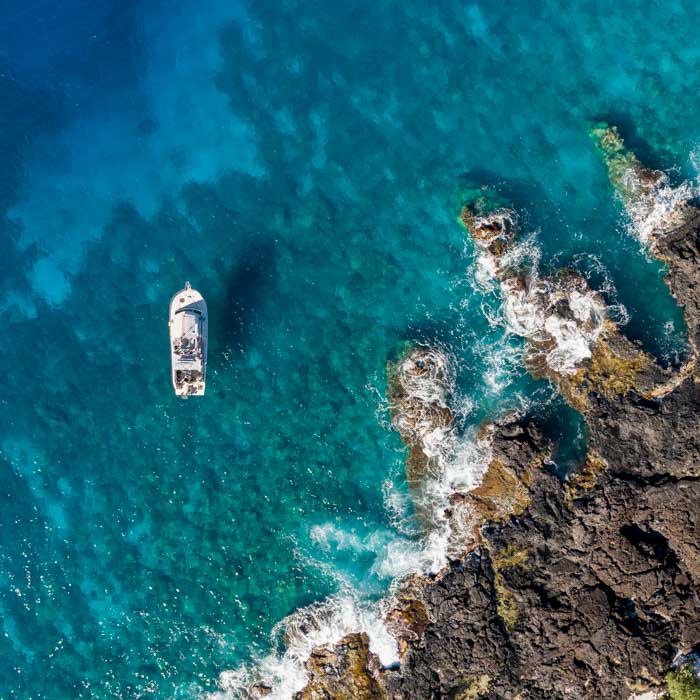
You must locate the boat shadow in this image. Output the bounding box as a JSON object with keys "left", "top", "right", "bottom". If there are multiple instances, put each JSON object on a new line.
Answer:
{"left": 210, "top": 238, "right": 278, "bottom": 356}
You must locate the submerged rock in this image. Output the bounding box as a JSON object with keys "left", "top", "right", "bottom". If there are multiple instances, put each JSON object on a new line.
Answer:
{"left": 590, "top": 122, "right": 699, "bottom": 248}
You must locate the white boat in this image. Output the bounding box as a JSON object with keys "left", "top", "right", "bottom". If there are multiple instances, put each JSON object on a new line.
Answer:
{"left": 169, "top": 282, "right": 208, "bottom": 397}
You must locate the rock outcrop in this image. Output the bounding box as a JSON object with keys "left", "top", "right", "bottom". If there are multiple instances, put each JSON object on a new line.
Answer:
{"left": 292, "top": 126, "right": 700, "bottom": 699}
{"left": 386, "top": 345, "right": 455, "bottom": 527}
{"left": 293, "top": 633, "right": 387, "bottom": 700}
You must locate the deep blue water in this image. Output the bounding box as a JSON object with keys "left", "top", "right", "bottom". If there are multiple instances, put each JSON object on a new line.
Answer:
{"left": 0, "top": 0, "right": 697, "bottom": 697}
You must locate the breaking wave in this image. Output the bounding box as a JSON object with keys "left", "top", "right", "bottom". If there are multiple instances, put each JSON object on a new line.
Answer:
{"left": 210, "top": 203, "right": 617, "bottom": 699}
{"left": 390, "top": 344, "right": 457, "bottom": 465}
{"left": 380, "top": 427, "right": 493, "bottom": 574}
{"left": 209, "top": 343, "right": 496, "bottom": 697}
{"left": 207, "top": 594, "right": 397, "bottom": 700}
{"left": 501, "top": 276, "right": 607, "bottom": 374}
{"left": 468, "top": 222, "right": 607, "bottom": 376}
{"left": 620, "top": 167, "right": 698, "bottom": 245}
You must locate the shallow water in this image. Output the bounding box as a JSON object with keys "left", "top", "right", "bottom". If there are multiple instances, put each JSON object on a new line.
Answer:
{"left": 0, "top": 0, "right": 697, "bottom": 696}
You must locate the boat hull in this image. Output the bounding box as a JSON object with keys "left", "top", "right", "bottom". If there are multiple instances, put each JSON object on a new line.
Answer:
{"left": 169, "top": 283, "right": 208, "bottom": 397}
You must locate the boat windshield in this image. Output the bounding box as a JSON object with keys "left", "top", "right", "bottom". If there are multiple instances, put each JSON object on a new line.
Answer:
{"left": 175, "top": 312, "right": 201, "bottom": 355}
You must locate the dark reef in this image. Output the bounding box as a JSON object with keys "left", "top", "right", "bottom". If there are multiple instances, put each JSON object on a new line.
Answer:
{"left": 289, "top": 126, "right": 700, "bottom": 699}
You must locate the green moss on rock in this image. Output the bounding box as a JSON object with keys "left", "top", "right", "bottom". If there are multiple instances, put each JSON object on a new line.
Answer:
{"left": 455, "top": 674, "right": 491, "bottom": 700}
{"left": 491, "top": 545, "right": 529, "bottom": 631}
{"left": 667, "top": 664, "right": 700, "bottom": 700}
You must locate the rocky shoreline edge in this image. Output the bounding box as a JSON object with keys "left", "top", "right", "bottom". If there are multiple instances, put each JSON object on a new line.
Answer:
{"left": 251, "top": 124, "right": 700, "bottom": 700}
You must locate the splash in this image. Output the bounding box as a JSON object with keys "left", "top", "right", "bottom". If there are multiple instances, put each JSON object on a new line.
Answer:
{"left": 461, "top": 199, "right": 607, "bottom": 377}
{"left": 621, "top": 169, "right": 698, "bottom": 245}
{"left": 387, "top": 345, "right": 456, "bottom": 469}
{"left": 207, "top": 594, "right": 397, "bottom": 700}
{"left": 501, "top": 275, "right": 607, "bottom": 375}
{"left": 590, "top": 122, "right": 699, "bottom": 247}
{"left": 386, "top": 343, "right": 498, "bottom": 571}
{"left": 212, "top": 345, "right": 495, "bottom": 698}
{"left": 381, "top": 428, "right": 494, "bottom": 572}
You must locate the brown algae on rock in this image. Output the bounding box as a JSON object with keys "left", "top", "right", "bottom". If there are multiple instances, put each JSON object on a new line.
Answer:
{"left": 384, "top": 575, "right": 430, "bottom": 659}
{"left": 464, "top": 457, "right": 532, "bottom": 523}
{"left": 294, "top": 632, "right": 387, "bottom": 700}
{"left": 563, "top": 450, "right": 607, "bottom": 507}
{"left": 557, "top": 321, "right": 651, "bottom": 411}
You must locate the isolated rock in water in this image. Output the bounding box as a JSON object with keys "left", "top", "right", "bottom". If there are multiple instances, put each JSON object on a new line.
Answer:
{"left": 387, "top": 345, "right": 455, "bottom": 525}
{"left": 460, "top": 201, "right": 518, "bottom": 275}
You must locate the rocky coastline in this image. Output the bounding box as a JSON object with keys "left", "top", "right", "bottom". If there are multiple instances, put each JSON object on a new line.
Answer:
{"left": 266, "top": 125, "right": 700, "bottom": 699}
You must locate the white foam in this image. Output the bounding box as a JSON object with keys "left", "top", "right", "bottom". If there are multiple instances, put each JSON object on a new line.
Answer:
{"left": 620, "top": 168, "right": 698, "bottom": 245}
{"left": 390, "top": 345, "right": 458, "bottom": 469}
{"left": 545, "top": 289, "right": 606, "bottom": 373}
{"left": 394, "top": 346, "right": 454, "bottom": 407}
{"left": 472, "top": 238, "right": 606, "bottom": 376}
{"left": 307, "top": 523, "right": 403, "bottom": 580}
{"left": 310, "top": 523, "right": 367, "bottom": 554}
{"left": 481, "top": 341, "right": 521, "bottom": 393}
{"left": 689, "top": 144, "right": 700, "bottom": 174}
{"left": 207, "top": 594, "right": 397, "bottom": 700}
{"left": 211, "top": 359, "right": 495, "bottom": 697}
{"left": 380, "top": 427, "right": 493, "bottom": 574}
{"left": 216, "top": 347, "right": 497, "bottom": 696}
{"left": 474, "top": 252, "right": 499, "bottom": 290}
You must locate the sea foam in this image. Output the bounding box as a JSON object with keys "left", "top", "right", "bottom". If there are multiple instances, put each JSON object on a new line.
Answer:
{"left": 208, "top": 594, "right": 397, "bottom": 700}
{"left": 212, "top": 344, "right": 494, "bottom": 697}
{"left": 621, "top": 168, "right": 698, "bottom": 245}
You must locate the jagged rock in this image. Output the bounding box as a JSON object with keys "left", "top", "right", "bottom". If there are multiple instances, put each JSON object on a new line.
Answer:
{"left": 383, "top": 551, "right": 516, "bottom": 699}
{"left": 446, "top": 420, "right": 551, "bottom": 547}
{"left": 294, "top": 129, "right": 700, "bottom": 700}
{"left": 387, "top": 345, "right": 455, "bottom": 525}
{"left": 384, "top": 575, "right": 430, "bottom": 659}
{"left": 293, "top": 632, "right": 387, "bottom": 700}
{"left": 460, "top": 202, "right": 518, "bottom": 272}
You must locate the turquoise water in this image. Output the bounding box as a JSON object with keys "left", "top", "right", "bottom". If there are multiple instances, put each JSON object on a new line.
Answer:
{"left": 0, "top": 0, "right": 697, "bottom": 696}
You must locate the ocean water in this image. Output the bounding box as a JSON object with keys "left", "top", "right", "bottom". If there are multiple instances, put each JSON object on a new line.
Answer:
{"left": 0, "top": 0, "right": 697, "bottom": 696}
